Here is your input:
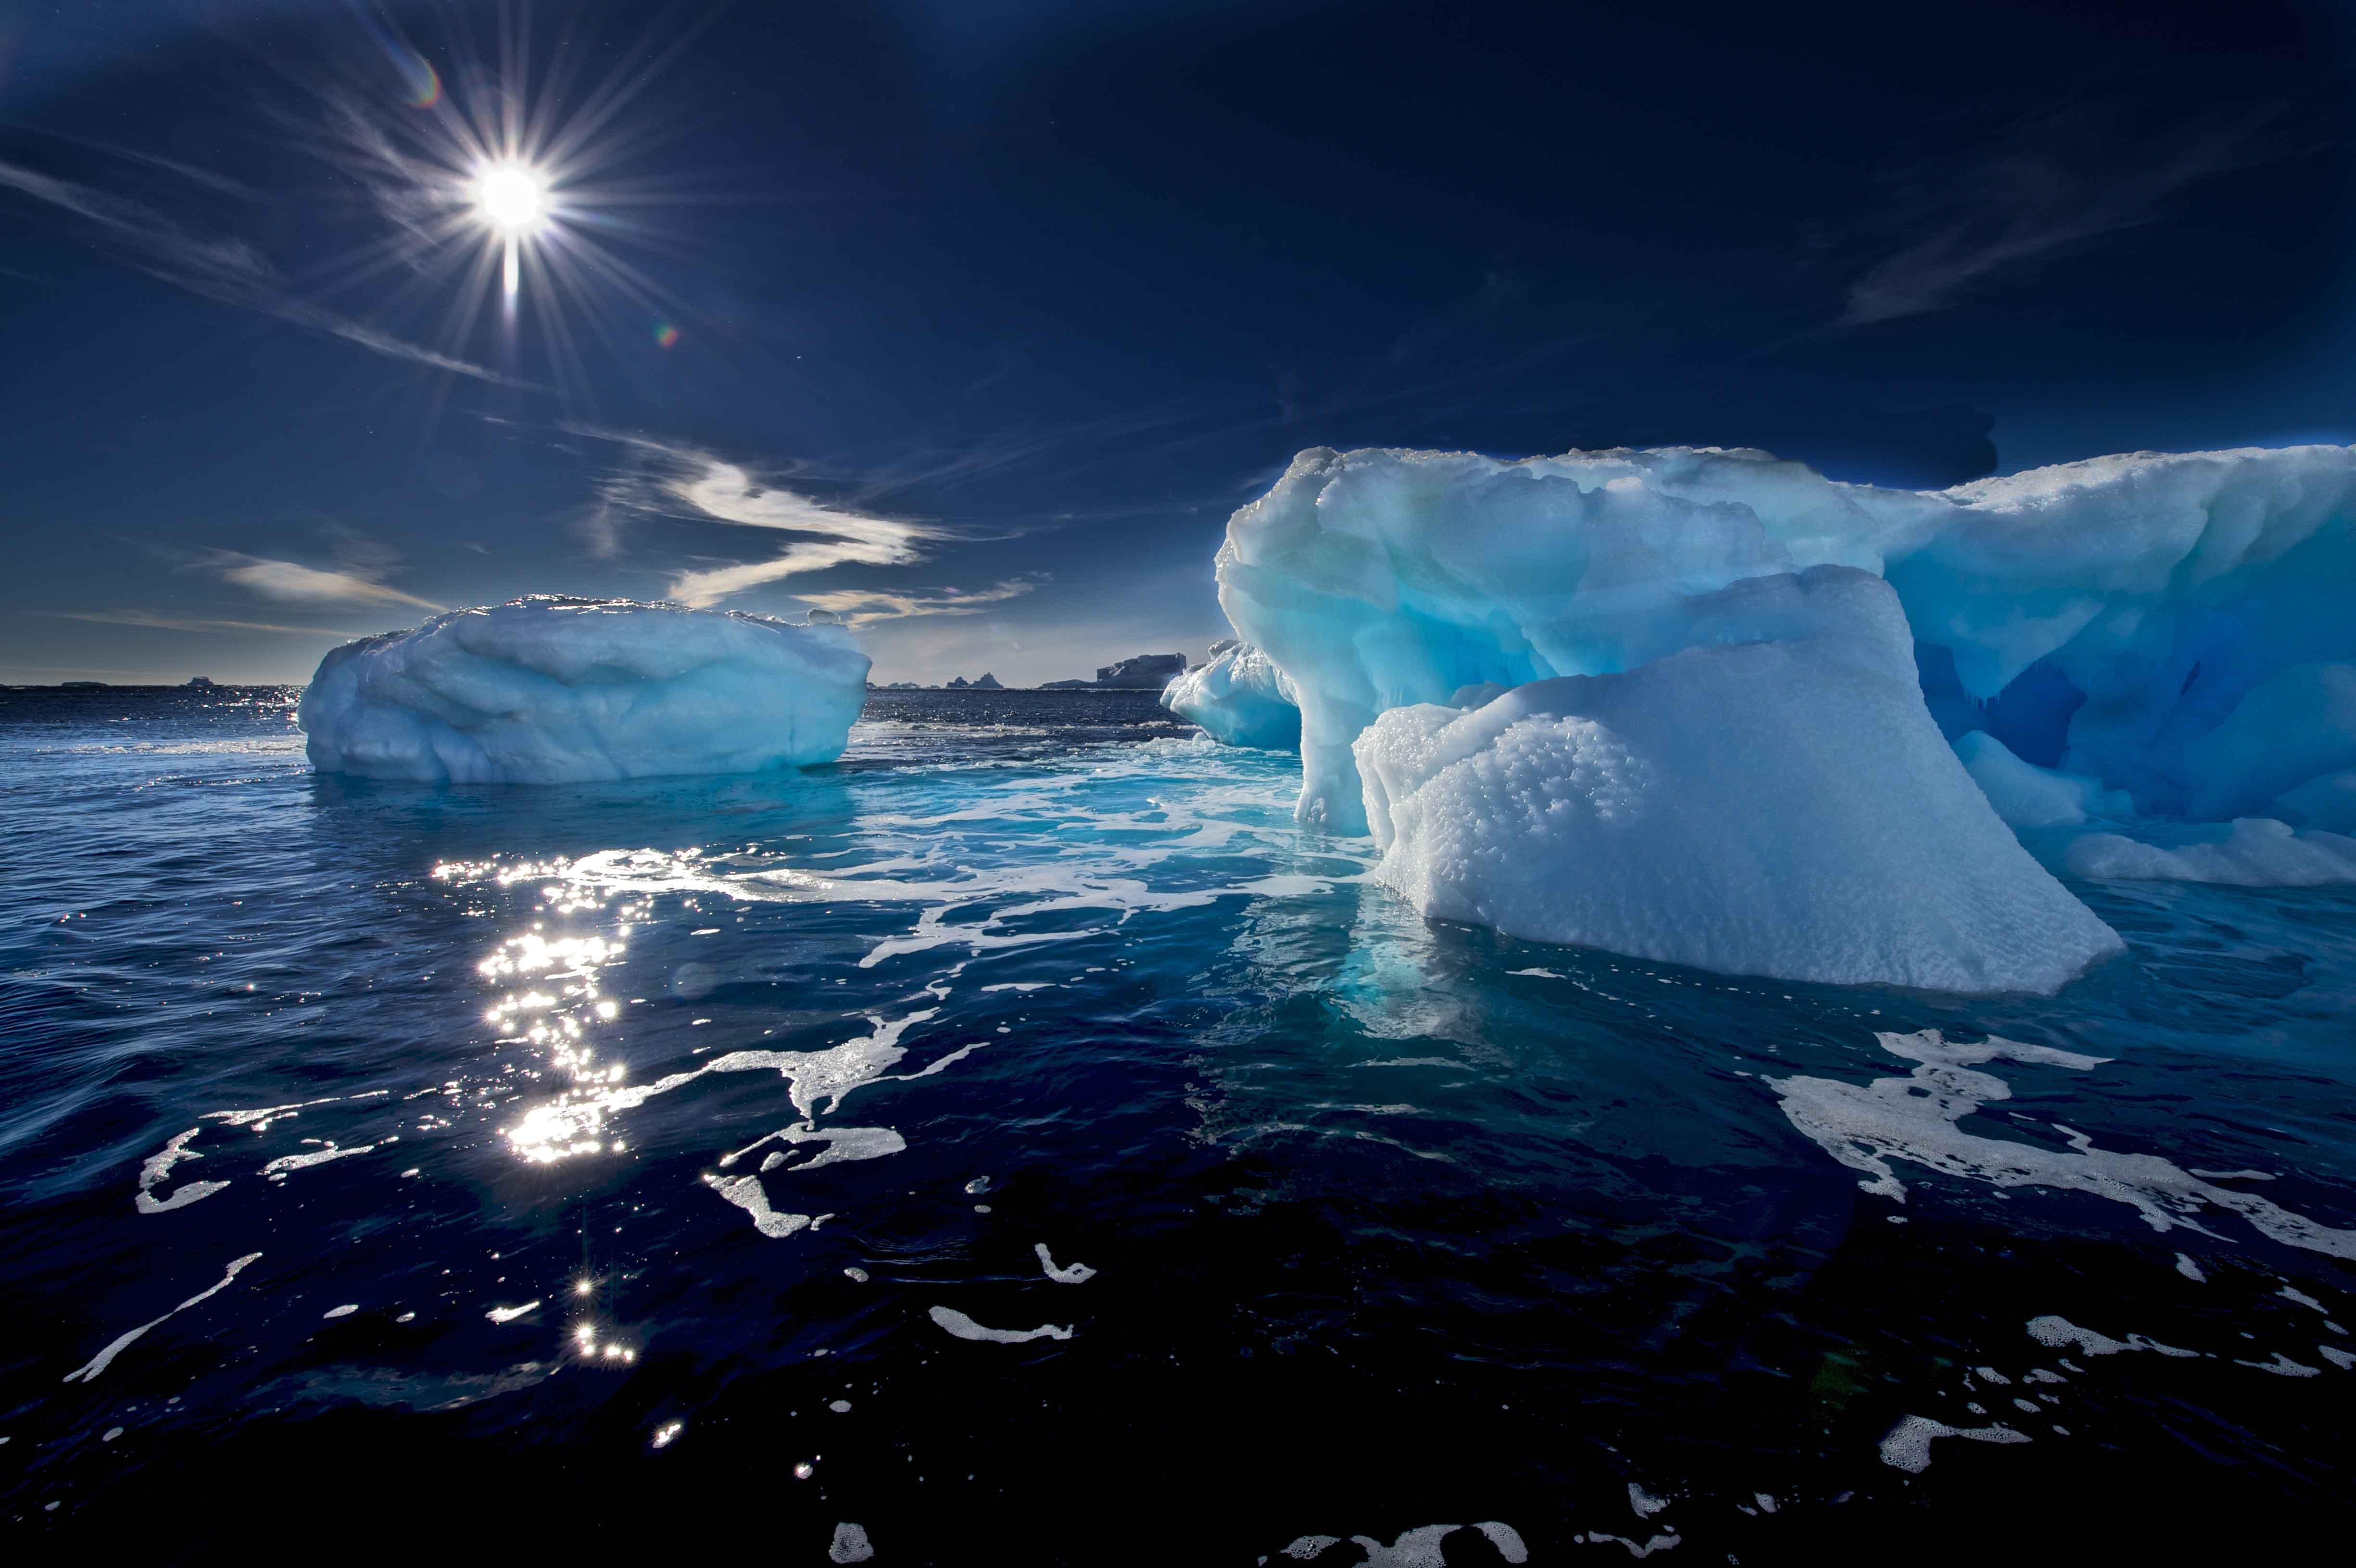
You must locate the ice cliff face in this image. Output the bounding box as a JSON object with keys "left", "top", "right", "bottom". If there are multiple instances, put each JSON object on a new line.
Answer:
{"left": 1161, "top": 641, "right": 1301, "bottom": 749}
{"left": 299, "top": 597, "right": 869, "bottom": 784}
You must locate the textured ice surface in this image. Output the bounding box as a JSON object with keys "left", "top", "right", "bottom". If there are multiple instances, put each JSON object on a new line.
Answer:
{"left": 1161, "top": 640, "right": 1301, "bottom": 749}
{"left": 299, "top": 596, "right": 869, "bottom": 783}
{"left": 1353, "top": 569, "right": 2122, "bottom": 992}
{"left": 1220, "top": 442, "right": 2356, "bottom": 836}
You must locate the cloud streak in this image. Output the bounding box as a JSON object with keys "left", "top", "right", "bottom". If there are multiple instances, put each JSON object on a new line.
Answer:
{"left": 1840, "top": 100, "right": 2308, "bottom": 327}
{"left": 0, "top": 156, "right": 525, "bottom": 385}
{"left": 40, "top": 610, "right": 373, "bottom": 636}
{"left": 571, "top": 429, "right": 942, "bottom": 607}
{"left": 795, "top": 577, "right": 1046, "bottom": 627}
{"left": 197, "top": 552, "right": 441, "bottom": 612}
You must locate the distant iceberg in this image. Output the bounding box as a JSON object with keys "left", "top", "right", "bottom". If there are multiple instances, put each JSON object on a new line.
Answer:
{"left": 299, "top": 596, "right": 869, "bottom": 784}
{"left": 1162, "top": 640, "right": 1300, "bottom": 749}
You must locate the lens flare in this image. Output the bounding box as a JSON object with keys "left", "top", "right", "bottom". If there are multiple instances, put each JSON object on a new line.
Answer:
{"left": 654, "top": 322, "right": 680, "bottom": 349}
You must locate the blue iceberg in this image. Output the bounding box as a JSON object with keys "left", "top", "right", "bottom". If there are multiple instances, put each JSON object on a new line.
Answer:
{"left": 299, "top": 596, "right": 870, "bottom": 784}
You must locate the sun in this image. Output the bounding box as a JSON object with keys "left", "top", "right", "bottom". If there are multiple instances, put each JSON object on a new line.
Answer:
{"left": 474, "top": 163, "right": 550, "bottom": 236}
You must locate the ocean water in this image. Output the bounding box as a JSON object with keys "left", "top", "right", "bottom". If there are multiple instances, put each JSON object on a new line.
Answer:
{"left": 2, "top": 685, "right": 2353, "bottom": 1558}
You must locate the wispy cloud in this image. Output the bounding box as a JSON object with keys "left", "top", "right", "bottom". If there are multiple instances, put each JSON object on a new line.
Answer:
{"left": 795, "top": 577, "right": 1046, "bottom": 627}
{"left": 1840, "top": 100, "right": 2308, "bottom": 327}
{"left": 0, "top": 156, "right": 525, "bottom": 384}
{"left": 569, "top": 429, "right": 942, "bottom": 607}
{"left": 39, "top": 610, "right": 367, "bottom": 636}
{"left": 196, "top": 551, "right": 441, "bottom": 612}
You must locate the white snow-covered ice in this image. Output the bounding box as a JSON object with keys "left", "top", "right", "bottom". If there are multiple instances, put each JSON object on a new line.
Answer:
{"left": 1161, "top": 639, "right": 1301, "bottom": 749}
{"left": 1353, "top": 568, "right": 2124, "bottom": 992}
{"left": 299, "top": 596, "right": 870, "bottom": 784}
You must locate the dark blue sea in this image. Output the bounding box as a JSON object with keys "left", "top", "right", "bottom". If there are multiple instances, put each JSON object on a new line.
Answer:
{"left": 3, "top": 686, "right": 2352, "bottom": 1561}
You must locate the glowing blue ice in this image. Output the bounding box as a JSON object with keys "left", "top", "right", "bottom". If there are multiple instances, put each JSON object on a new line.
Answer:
{"left": 1162, "top": 640, "right": 1301, "bottom": 749}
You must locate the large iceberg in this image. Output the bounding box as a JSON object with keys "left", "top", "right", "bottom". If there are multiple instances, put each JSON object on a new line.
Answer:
{"left": 300, "top": 596, "right": 869, "bottom": 783}
{"left": 1354, "top": 568, "right": 2125, "bottom": 993}
{"left": 1217, "top": 443, "right": 2356, "bottom": 840}
{"left": 1208, "top": 441, "right": 2356, "bottom": 988}
{"left": 1161, "top": 640, "right": 1301, "bottom": 749}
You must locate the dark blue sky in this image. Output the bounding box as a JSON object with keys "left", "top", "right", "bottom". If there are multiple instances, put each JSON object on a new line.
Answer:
{"left": 2, "top": 0, "right": 2350, "bottom": 684}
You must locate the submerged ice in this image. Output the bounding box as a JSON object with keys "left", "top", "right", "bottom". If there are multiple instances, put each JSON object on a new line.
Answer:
{"left": 300, "top": 596, "right": 869, "bottom": 784}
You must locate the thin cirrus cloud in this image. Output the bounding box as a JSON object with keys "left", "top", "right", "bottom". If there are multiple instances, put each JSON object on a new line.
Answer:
{"left": 796, "top": 577, "right": 1046, "bottom": 627}
{"left": 41, "top": 609, "right": 371, "bottom": 636}
{"left": 0, "top": 155, "right": 526, "bottom": 385}
{"left": 578, "top": 430, "right": 944, "bottom": 608}
{"left": 201, "top": 552, "right": 441, "bottom": 612}
{"left": 1839, "top": 100, "right": 2304, "bottom": 327}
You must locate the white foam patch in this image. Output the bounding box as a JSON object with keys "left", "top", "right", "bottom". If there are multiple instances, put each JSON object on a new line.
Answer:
{"left": 704, "top": 1173, "right": 812, "bottom": 1239}
{"left": 485, "top": 1301, "right": 541, "bottom": 1324}
{"left": 2279, "top": 1285, "right": 2326, "bottom": 1312}
{"left": 437, "top": 745, "right": 1354, "bottom": 973}
{"left": 1627, "top": 1483, "right": 1668, "bottom": 1518}
{"left": 1275, "top": 1525, "right": 1524, "bottom": 1567}
{"left": 323, "top": 1304, "right": 358, "bottom": 1319}
{"left": 2320, "top": 1346, "right": 2355, "bottom": 1370}
{"left": 2236, "top": 1352, "right": 2322, "bottom": 1377}
{"left": 2027, "top": 1316, "right": 2199, "bottom": 1358}
{"left": 1580, "top": 1532, "right": 1683, "bottom": 1558}
{"left": 1035, "top": 1243, "right": 1097, "bottom": 1284}
{"left": 503, "top": 1004, "right": 949, "bottom": 1171}
{"left": 2176, "top": 1253, "right": 2206, "bottom": 1282}
{"left": 62, "top": 1252, "right": 263, "bottom": 1384}
{"left": 1474, "top": 1523, "right": 1530, "bottom": 1563}
{"left": 260, "top": 1140, "right": 378, "bottom": 1181}
{"left": 725, "top": 1123, "right": 908, "bottom": 1174}
{"left": 927, "top": 1305, "right": 1072, "bottom": 1343}
{"left": 829, "top": 1522, "right": 875, "bottom": 1563}
{"left": 1776, "top": 1031, "right": 2356, "bottom": 1257}
{"left": 135, "top": 1128, "right": 229, "bottom": 1214}
{"left": 1877, "top": 1414, "right": 2032, "bottom": 1472}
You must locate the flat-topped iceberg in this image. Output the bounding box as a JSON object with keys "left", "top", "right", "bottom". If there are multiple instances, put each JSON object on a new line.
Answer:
{"left": 1161, "top": 640, "right": 1301, "bottom": 749}
{"left": 300, "top": 596, "right": 869, "bottom": 783}
{"left": 1355, "top": 568, "right": 2125, "bottom": 993}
